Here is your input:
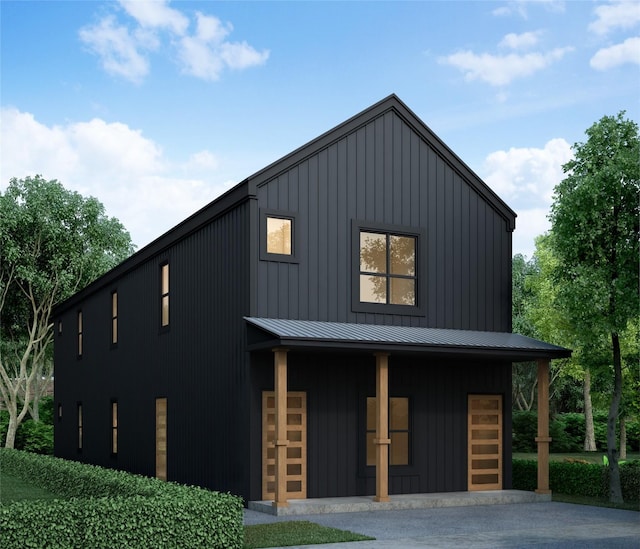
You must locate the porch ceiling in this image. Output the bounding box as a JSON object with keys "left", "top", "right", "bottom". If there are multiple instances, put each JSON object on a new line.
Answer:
{"left": 244, "top": 317, "right": 571, "bottom": 361}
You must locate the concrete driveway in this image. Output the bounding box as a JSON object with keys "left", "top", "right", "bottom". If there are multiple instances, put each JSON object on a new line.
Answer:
{"left": 244, "top": 501, "right": 639, "bottom": 548}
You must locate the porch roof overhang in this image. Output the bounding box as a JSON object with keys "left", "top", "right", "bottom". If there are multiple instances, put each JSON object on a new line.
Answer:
{"left": 244, "top": 317, "right": 571, "bottom": 361}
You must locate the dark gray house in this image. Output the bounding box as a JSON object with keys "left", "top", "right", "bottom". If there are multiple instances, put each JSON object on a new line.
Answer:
{"left": 54, "top": 95, "right": 569, "bottom": 507}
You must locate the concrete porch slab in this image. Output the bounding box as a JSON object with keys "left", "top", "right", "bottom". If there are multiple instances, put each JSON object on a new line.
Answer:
{"left": 248, "top": 490, "right": 551, "bottom": 516}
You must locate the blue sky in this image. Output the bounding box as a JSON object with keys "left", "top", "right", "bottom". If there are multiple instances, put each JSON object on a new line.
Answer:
{"left": 2, "top": 0, "right": 639, "bottom": 258}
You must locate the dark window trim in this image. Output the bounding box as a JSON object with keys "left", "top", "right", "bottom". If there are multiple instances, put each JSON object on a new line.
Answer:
{"left": 359, "top": 391, "right": 416, "bottom": 478}
{"left": 351, "top": 220, "right": 425, "bottom": 316}
{"left": 159, "top": 261, "right": 170, "bottom": 333}
{"left": 77, "top": 402, "right": 83, "bottom": 453}
{"left": 110, "top": 399, "right": 118, "bottom": 458}
{"left": 110, "top": 289, "right": 118, "bottom": 348}
{"left": 77, "top": 310, "right": 83, "bottom": 359}
{"left": 260, "top": 208, "right": 299, "bottom": 263}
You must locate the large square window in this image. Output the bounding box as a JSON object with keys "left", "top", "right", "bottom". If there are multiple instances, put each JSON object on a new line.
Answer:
{"left": 359, "top": 232, "right": 416, "bottom": 306}
{"left": 352, "top": 221, "right": 423, "bottom": 315}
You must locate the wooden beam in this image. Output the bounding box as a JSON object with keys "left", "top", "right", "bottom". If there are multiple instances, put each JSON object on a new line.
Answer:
{"left": 273, "top": 348, "right": 289, "bottom": 508}
{"left": 374, "top": 352, "right": 390, "bottom": 503}
{"left": 535, "top": 358, "right": 552, "bottom": 495}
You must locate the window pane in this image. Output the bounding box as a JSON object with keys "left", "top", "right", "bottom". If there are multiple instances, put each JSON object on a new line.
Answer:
{"left": 161, "top": 264, "right": 169, "bottom": 294}
{"left": 390, "top": 278, "right": 415, "bottom": 305}
{"left": 390, "top": 236, "right": 415, "bottom": 275}
{"left": 360, "top": 232, "right": 386, "bottom": 273}
{"left": 390, "top": 432, "right": 409, "bottom": 465}
{"left": 366, "top": 432, "right": 376, "bottom": 466}
{"left": 360, "top": 274, "right": 386, "bottom": 303}
{"left": 390, "top": 397, "right": 408, "bottom": 430}
{"left": 366, "top": 397, "right": 376, "bottom": 431}
{"left": 112, "top": 292, "right": 118, "bottom": 316}
{"left": 161, "top": 296, "right": 169, "bottom": 326}
{"left": 267, "top": 217, "right": 292, "bottom": 255}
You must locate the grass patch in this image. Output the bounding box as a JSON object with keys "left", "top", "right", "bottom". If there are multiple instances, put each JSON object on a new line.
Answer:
{"left": 553, "top": 493, "right": 639, "bottom": 512}
{"left": 243, "top": 521, "right": 374, "bottom": 549}
{"left": 0, "top": 472, "right": 59, "bottom": 504}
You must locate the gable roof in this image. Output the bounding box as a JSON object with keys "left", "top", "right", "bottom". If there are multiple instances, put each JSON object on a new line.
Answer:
{"left": 55, "top": 94, "right": 516, "bottom": 313}
{"left": 246, "top": 94, "right": 516, "bottom": 230}
{"left": 245, "top": 317, "right": 571, "bottom": 361}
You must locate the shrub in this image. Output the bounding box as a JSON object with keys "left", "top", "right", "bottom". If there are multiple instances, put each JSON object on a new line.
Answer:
{"left": 0, "top": 448, "right": 244, "bottom": 548}
{"left": 14, "top": 420, "right": 54, "bottom": 455}
{"left": 512, "top": 459, "right": 537, "bottom": 491}
{"left": 0, "top": 397, "right": 55, "bottom": 455}
{"left": 512, "top": 458, "right": 640, "bottom": 502}
{"left": 512, "top": 411, "right": 538, "bottom": 452}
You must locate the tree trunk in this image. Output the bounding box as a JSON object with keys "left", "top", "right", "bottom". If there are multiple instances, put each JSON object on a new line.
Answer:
{"left": 620, "top": 417, "right": 627, "bottom": 460}
{"left": 5, "top": 415, "right": 18, "bottom": 449}
{"left": 607, "top": 332, "right": 623, "bottom": 504}
{"left": 583, "top": 368, "right": 597, "bottom": 451}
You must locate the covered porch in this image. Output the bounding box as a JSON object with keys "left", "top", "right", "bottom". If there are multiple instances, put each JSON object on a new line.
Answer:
{"left": 245, "top": 318, "right": 571, "bottom": 513}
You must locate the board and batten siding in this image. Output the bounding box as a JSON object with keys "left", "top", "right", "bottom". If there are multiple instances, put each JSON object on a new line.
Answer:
{"left": 54, "top": 200, "right": 252, "bottom": 498}
{"left": 249, "top": 351, "right": 512, "bottom": 501}
{"left": 254, "top": 110, "right": 512, "bottom": 332}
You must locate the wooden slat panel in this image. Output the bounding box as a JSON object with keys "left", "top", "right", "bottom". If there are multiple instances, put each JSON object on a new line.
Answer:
{"left": 156, "top": 398, "right": 167, "bottom": 481}
{"left": 262, "top": 391, "right": 306, "bottom": 500}
{"left": 468, "top": 395, "right": 502, "bottom": 491}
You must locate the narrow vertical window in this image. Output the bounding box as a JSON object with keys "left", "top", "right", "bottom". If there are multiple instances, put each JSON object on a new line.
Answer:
{"left": 57, "top": 320, "right": 63, "bottom": 336}
{"left": 77, "top": 403, "right": 83, "bottom": 451}
{"left": 57, "top": 403, "right": 63, "bottom": 422}
{"left": 111, "top": 401, "right": 118, "bottom": 456}
{"left": 77, "top": 311, "right": 83, "bottom": 357}
{"left": 161, "top": 263, "right": 169, "bottom": 327}
{"left": 111, "top": 291, "right": 118, "bottom": 345}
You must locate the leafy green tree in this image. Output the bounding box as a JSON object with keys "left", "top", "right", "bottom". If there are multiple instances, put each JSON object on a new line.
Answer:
{"left": 549, "top": 112, "right": 639, "bottom": 503}
{"left": 0, "top": 176, "right": 135, "bottom": 448}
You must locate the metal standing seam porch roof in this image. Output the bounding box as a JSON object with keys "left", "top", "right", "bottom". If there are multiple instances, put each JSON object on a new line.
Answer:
{"left": 245, "top": 317, "right": 571, "bottom": 361}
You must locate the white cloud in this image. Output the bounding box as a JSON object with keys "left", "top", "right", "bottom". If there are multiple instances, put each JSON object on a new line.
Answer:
{"left": 79, "top": 16, "right": 151, "bottom": 84}
{"left": 481, "top": 137, "right": 573, "bottom": 258}
{"left": 589, "top": 0, "right": 640, "bottom": 36}
{"left": 0, "top": 108, "right": 231, "bottom": 249}
{"left": 590, "top": 36, "right": 640, "bottom": 70}
{"left": 482, "top": 138, "right": 573, "bottom": 204}
{"left": 440, "top": 47, "right": 573, "bottom": 86}
{"left": 492, "top": 0, "right": 565, "bottom": 19}
{"left": 178, "top": 13, "right": 269, "bottom": 81}
{"left": 79, "top": 2, "right": 268, "bottom": 83}
{"left": 499, "top": 31, "right": 541, "bottom": 50}
{"left": 118, "top": 0, "right": 189, "bottom": 35}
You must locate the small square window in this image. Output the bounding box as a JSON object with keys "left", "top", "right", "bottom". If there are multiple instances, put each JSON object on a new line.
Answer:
{"left": 267, "top": 217, "right": 292, "bottom": 255}
{"left": 260, "top": 210, "right": 298, "bottom": 263}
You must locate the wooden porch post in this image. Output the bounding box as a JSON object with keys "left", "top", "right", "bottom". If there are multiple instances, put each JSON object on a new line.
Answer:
{"left": 273, "top": 348, "right": 289, "bottom": 508}
{"left": 374, "top": 352, "right": 390, "bottom": 503}
{"left": 535, "top": 358, "right": 552, "bottom": 494}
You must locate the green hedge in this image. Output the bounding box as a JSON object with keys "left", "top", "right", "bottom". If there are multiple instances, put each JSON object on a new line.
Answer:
{"left": 0, "top": 448, "right": 244, "bottom": 548}
{"left": 512, "top": 411, "right": 640, "bottom": 453}
{"left": 513, "top": 458, "right": 640, "bottom": 501}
